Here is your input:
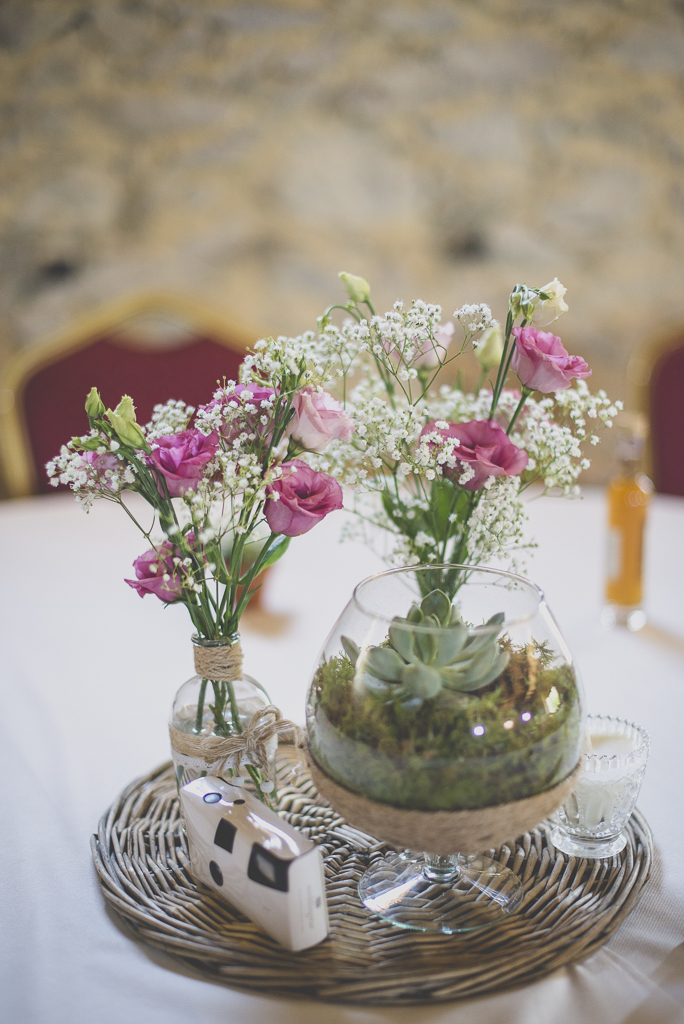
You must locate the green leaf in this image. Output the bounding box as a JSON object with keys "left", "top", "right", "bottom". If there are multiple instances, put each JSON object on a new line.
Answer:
{"left": 341, "top": 636, "right": 360, "bottom": 663}
{"left": 460, "top": 632, "right": 492, "bottom": 657}
{"left": 420, "top": 590, "right": 451, "bottom": 624}
{"left": 440, "top": 666, "right": 470, "bottom": 690}
{"left": 260, "top": 534, "right": 291, "bottom": 571}
{"left": 381, "top": 490, "right": 403, "bottom": 528}
{"left": 206, "top": 543, "right": 231, "bottom": 584}
{"left": 449, "top": 605, "right": 464, "bottom": 626}
{"left": 459, "top": 649, "right": 510, "bottom": 691}
{"left": 467, "top": 643, "right": 499, "bottom": 677}
{"left": 422, "top": 613, "right": 441, "bottom": 628}
{"left": 415, "top": 628, "right": 437, "bottom": 664}
{"left": 432, "top": 623, "right": 468, "bottom": 666}
{"left": 73, "top": 436, "right": 104, "bottom": 451}
{"left": 485, "top": 611, "right": 506, "bottom": 629}
{"left": 400, "top": 664, "right": 442, "bottom": 699}
{"left": 431, "top": 479, "right": 456, "bottom": 539}
{"left": 388, "top": 620, "right": 415, "bottom": 663}
{"left": 407, "top": 603, "right": 423, "bottom": 624}
{"left": 365, "top": 647, "right": 405, "bottom": 681}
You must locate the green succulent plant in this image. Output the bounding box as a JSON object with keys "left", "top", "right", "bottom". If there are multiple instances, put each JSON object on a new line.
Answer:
{"left": 341, "top": 589, "right": 510, "bottom": 702}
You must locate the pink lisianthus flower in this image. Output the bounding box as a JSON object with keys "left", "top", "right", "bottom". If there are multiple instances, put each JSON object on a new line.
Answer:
{"left": 511, "top": 326, "right": 591, "bottom": 393}
{"left": 80, "top": 451, "right": 123, "bottom": 486}
{"left": 81, "top": 451, "right": 120, "bottom": 474}
{"left": 265, "top": 459, "right": 344, "bottom": 536}
{"left": 287, "top": 387, "right": 353, "bottom": 452}
{"left": 420, "top": 419, "right": 528, "bottom": 492}
{"left": 205, "top": 383, "right": 277, "bottom": 442}
{"left": 146, "top": 429, "right": 219, "bottom": 497}
{"left": 125, "top": 541, "right": 184, "bottom": 602}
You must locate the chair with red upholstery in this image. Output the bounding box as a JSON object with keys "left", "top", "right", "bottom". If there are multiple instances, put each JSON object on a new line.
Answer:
{"left": 0, "top": 293, "right": 256, "bottom": 497}
{"left": 649, "top": 338, "right": 684, "bottom": 497}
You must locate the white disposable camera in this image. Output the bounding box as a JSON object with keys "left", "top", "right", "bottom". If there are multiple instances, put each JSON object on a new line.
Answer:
{"left": 180, "top": 775, "right": 329, "bottom": 951}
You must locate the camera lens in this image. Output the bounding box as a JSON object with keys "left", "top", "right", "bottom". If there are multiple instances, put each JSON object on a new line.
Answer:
{"left": 203, "top": 793, "right": 222, "bottom": 803}
{"left": 209, "top": 860, "right": 223, "bottom": 886}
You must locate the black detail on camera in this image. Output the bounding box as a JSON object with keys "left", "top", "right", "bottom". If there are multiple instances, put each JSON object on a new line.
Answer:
{"left": 214, "top": 818, "right": 237, "bottom": 853}
{"left": 248, "top": 843, "right": 290, "bottom": 892}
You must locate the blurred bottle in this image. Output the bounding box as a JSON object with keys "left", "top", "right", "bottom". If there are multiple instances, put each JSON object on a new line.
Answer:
{"left": 604, "top": 414, "right": 653, "bottom": 631}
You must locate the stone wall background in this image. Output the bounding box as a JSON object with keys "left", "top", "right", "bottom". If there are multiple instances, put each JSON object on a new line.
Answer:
{"left": 2, "top": 0, "right": 684, "bottom": 483}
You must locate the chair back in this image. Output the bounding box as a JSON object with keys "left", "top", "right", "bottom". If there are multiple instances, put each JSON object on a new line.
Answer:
{"left": 0, "top": 295, "right": 254, "bottom": 497}
{"left": 650, "top": 340, "right": 684, "bottom": 496}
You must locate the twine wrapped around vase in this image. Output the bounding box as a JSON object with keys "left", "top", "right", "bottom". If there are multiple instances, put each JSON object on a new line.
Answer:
{"left": 305, "top": 743, "right": 582, "bottom": 855}
{"left": 193, "top": 639, "right": 243, "bottom": 682}
{"left": 170, "top": 705, "right": 303, "bottom": 781}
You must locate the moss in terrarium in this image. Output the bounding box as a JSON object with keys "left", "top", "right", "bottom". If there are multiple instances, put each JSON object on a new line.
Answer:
{"left": 308, "top": 640, "right": 582, "bottom": 811}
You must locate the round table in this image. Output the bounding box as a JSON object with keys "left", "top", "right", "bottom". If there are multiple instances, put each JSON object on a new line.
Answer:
{"left": 1, "top": 488, "right": 683, "bottom": 1024}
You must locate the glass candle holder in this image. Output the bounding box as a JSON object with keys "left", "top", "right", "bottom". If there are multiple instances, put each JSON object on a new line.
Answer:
{"left": 550, "top": 715, "right": 650, "bottom": 858}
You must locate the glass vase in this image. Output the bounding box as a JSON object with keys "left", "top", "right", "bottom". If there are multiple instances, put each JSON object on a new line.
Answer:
{"left": 169, "top": 634, "right": 275, "bottom": 793}
{"left": 306, "top": 564, "right": 585, "bottom": 933}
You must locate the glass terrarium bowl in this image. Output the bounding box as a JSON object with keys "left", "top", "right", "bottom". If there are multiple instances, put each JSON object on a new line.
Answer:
{"left": 306, "top": 564, "right": 585, "bottom": 933}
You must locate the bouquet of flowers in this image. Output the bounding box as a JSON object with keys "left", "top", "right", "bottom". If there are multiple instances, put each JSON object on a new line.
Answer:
{"left": 47, "top": 271, "right": 617, "bottom": 800}
{"left": 302, "top": 274, "right": 619, "bottom": 845}
{"left": 47, "top": 340, "right": 353, "bottom": 795}
{"left": 49, "top": 272, "right": 616, "bottom": 624}
{"left": 312, "top": 272, "right": 621, "bottom": 592}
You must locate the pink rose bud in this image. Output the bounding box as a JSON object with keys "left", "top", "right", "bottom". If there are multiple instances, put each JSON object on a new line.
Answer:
{"left": 146, "top": 429, "right": 219, "bottom": 498}
{"left": 287, "top": 387, "right": 353, "bottom": 453}
{"left": 420, "top": 419, "right": 528, "bottom": 491}
{"left": 125, "top": 541, "right": 184, "bottom": 602}
{"left": 264, "top": 459, "right": 344, "bottom": 536}
{"left": 511, "top": 326, "right": 591, "bottom": 393}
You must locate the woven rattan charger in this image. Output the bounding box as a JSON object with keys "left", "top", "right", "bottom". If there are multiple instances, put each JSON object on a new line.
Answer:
{"left": 92, "top": 746, "right": 652, "bottom": 1005}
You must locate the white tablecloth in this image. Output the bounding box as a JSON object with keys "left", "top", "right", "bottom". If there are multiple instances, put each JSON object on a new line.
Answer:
{"left": 1, "top": 489, "right": 683, "bottom": 1024}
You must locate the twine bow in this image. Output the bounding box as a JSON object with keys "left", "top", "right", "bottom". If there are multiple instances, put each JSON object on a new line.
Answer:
{"left": 198, "top": 705, "right": 303, "bottom": 780}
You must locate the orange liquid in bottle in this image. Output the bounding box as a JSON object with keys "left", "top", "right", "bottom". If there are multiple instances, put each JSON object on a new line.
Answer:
{"left": 605, "top": 473, "right": 651, "bottom": 608}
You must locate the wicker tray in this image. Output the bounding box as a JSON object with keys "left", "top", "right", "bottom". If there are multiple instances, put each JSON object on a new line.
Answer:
{"left": 91, "top": 749, "right": 652, "bottom": 1005}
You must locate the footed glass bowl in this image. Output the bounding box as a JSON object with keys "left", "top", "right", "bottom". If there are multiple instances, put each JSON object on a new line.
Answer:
{"left": 306, "top": 564, "right": 584, "bottom": 933}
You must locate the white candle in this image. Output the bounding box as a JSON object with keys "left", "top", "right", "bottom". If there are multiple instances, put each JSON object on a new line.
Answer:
{"left": 564, "top": 722, "right": 646, "bottom": 833}
{"left": 552, "top": 715, "right": 649, "bottom": 858}
{"left": 587, "top": 732, "right": 636, "bottom": 757}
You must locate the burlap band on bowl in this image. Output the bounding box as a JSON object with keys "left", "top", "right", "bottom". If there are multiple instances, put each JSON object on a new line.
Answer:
{"left": 305, "top": 745, "right": 582, "bottom": 856}
{"left": 193, "top": 640, "right": 243, "bottom": 682}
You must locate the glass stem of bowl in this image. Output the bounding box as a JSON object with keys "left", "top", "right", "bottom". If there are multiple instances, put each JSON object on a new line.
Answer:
{"left": 423, "top": 853, "right": 460, "bottom": 883}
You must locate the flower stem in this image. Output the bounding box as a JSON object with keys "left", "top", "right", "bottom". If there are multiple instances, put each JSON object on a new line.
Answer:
{"left": 506, "top": 388, "right": 532, "bottom": 436}
{"left": 226, "top": 680, "right": 243, "bottom": 736}
{"left": 245, "top": 764, "right": 268, "bottom": 804}
{"left": 195, "top": 677, "right": 208, "bottom": 733}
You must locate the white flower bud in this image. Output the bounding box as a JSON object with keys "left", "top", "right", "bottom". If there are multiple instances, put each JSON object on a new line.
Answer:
{"left": 475, "top": 326, "right": 504, "bottom": 372}
{"left": 338, "top": 271, "right": 371, "bottom": 304}
{"left": 530, "top": 278, "right": 568, "bottom": 326}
